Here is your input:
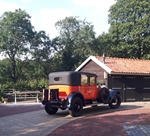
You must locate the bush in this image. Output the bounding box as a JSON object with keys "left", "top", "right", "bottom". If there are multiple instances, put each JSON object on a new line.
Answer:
{"left": 0, "top": 91, "right": 5, "bottom": 102}
{"left": 0, "top": 78, "right": 48, "bottom": 92}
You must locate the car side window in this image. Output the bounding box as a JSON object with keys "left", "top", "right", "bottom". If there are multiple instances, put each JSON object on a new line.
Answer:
{"left": 54, "top": 77, "right": 62, "bottom": 81}
{"left": 89, "top": 76, "right": 96, "bottom": 85}
{"left": 81, "top": 74, "right": 88, "bottom": 85}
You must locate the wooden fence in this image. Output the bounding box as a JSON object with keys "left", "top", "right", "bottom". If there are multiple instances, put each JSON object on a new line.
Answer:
{"left": 1, "top": 89, "right": 42, "bottom": 103}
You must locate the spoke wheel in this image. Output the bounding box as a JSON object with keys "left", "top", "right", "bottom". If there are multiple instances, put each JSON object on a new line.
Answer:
{"left": 109, "top": 94, "right": 121, "bottom": 109}
{"left": 69, "top": 97, "right": 83, "bottom": 117}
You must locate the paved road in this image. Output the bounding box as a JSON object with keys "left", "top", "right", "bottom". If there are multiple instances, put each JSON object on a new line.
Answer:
{"left": 49, "top": 102, "right": 150, "bottom": 136}
{"left": 0, "top": 105, "right": 76, "bottom": 136}
{"left": 0, "top": 102, "right": 150, "bottom": 136}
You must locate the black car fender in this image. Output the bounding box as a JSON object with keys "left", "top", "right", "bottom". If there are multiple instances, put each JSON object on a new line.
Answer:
{"left": 109, "top": 89, "right": 120, "bottom": 102}
{"left": 67, "top": 92, "right": 85, "bottom": 110}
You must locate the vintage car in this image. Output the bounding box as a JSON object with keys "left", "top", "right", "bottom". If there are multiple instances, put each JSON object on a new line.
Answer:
{"left": 42, "top": 71, "right": 121, "bottom": 117}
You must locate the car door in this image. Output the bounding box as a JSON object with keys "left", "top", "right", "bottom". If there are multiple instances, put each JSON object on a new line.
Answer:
{"left": 88, "top": 76, "right": 97, "bottom": 99}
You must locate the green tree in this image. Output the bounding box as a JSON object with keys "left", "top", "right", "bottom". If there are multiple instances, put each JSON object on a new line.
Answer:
{"left": 30, "top": 30, "right": 55, "bottom": 77}
{"left": 30, "top": 31, "right": 53, "bottom": 61}
{"left": 0, "top": 59, "right": 12, "bottom": 85}
{"left": 108, "top": 0, "right": 150, "bottom": 59}
{"left": 94, "top": 33, "right": 113, "bottom": 57}
{"left": 55, "top": 16, "right": 96, "bottom": 70}
{"left": 0, "top": 9, "right": 35, "bottom": 83}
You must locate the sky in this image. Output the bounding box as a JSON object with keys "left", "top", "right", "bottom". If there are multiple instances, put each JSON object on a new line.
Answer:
{"left": 0, "top": 0, "right": 116, "bottom": 39}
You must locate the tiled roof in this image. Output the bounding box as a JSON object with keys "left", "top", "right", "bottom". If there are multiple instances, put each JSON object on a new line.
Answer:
{"left": 95, "top": 56, "right": 150, "bottom": 74}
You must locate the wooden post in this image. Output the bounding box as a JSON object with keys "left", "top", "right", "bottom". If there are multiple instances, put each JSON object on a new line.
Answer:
{"left": 36, "top": 93, "right": 38, "bottom": 103}
{"left": 15, "top": 92, "right": 16, "bottom": 104}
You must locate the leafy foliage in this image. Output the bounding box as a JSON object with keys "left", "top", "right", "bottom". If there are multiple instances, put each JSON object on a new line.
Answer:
{"left": 30, "top": 31, "right": 53, "bottom": 61}
{"left": 0, "top": 9, "right": 35, "bottom": 83}
{"left": 0, "top": 3, "right": 150, "bottom": 91}
{"left": 94, "top": 33, "right": 113, "bottom": 57}
{"left": 54, "top": 16, "right": 97, "bottom": 70}
{"left": 0, "top": 9, "right": 52, "bottom": 91}
{"left": 108, "top": 0, "right": 150, "bottom": 59}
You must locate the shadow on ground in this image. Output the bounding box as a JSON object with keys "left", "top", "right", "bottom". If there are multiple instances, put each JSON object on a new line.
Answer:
{"left": 44, "top": 103, "right": 143, "bottom": 118}
{"left": 48, "top": 107, "right": 150, "bottom": 136}
{"left": 81, "top": 104, "right": 143, "bottom": 117}
{"left": 0, "top": 104, "right": 42, "bottom": 117}
{"left": 0, "top": 102, "right": 144, "bottom": 118}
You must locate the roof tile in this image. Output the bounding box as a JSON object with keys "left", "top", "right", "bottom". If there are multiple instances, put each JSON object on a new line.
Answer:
{"left": 95, "top": 56, "right": 150, "bottom": 74}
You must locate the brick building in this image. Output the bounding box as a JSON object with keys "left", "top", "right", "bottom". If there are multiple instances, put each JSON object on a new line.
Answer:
{"left": 75, "top": 56, "right": 150, "bottom": 102}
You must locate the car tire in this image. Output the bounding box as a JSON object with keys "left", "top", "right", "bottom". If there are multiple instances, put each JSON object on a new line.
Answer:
{"left": 45, "top": 104, "right": 58, "bottom": 114}
{"left": 109, "top": 94, "right": 121, "bottom": 109}
{"left": 69, "top": 97, "right": 83, "bottom": 117}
